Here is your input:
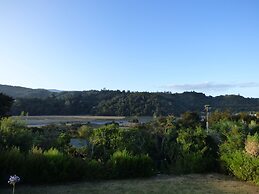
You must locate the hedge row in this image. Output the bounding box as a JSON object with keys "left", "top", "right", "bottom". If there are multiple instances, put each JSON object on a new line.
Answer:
{"left": 0, "top": 148, "right": 154, "bottom": 185}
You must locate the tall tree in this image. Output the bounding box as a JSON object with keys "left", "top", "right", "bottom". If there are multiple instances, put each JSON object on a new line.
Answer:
{"left": 0, "top": 93, "right": 14, "bottom": 117}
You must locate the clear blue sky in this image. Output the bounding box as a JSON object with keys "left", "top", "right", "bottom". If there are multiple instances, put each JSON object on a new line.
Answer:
{"left": 0, "top": 0, "right": 259, "bottom": 97}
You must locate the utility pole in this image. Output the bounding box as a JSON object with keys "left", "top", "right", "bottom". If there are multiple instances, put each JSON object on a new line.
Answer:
{"left": 204, "top": 105, "right": 211, "bottom": 133}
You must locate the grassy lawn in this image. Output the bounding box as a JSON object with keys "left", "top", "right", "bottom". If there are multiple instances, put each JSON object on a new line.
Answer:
{"left": 0, "top": 174, "right": 258, "bottom": 194}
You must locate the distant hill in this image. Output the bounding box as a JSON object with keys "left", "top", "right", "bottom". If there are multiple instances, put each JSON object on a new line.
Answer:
{"left": 0, "top": 84, "right": 53, "bottom": 99}
{"left": 1, "top": 84, "right": 259, "bottom": 116}
{"left": 48, "top": 89, "right": 63, "bottom": 93}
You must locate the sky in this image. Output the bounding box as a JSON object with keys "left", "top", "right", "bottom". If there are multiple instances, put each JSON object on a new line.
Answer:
{"left": 0, "top": 0, "right": 259, "bottom": 97}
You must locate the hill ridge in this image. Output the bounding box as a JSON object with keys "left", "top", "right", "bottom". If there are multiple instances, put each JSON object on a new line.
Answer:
{"left": 1, "top": 84, "right": 258, "bottom": 116}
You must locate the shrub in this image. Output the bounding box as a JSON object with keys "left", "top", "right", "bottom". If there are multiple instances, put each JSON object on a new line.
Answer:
{"left": 0, "top": 147, "right": 105, "bottom": 184}
{"left": 220, "top": 150, "right": 259, "bottom": 184}
{"left": 0, "top": 117, "right": 33, "bottom": 152}
{"left": 108, "top": 150, "right": 154, "bottom": 178}
{"left": 173, "top": 127, "right": 217, "bottom": 173}
{"left": 220, "top": 133, "right": 259, "bottom": 184}
{"left": 90, "top": 124, "right": 120, "bottom": 161}
{"left": 0, "top": 148, "right": 25, "bottom": 185}
{"left": 83, "top": 159, "right": 105, "bottom": 180}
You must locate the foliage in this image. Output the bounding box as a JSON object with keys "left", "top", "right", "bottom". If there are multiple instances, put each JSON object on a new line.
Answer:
{"left": 31, "top": 125, "right": 72, "bottom": 151}
{"left": 219, "top": 126, "right": 246, "bottom": 155}
{"left": 210, "top": 119, "right": 247, "bottom": 134}
{"left": 78, "top": 125, "right": 93, "bottom": 139}
{"left": 0, "top": 147, "right": 104, "bottom": 184}
{"left": 208, "top": 110, "right": 231, "bottom": 126}
{"left": 220, "top": 150, "right": 259, "bottom": 184}
{"left": 108, "top": 150, "right": 154, "bottom": 178}
{"left": 0, "top": 147, "right": 154, "bottom": 184}
{"left": 0, "top": 93, "right": 13, "bottom": 117}
{"left": 89, "top": 124, "right": 120, "bottom": 161}
{"left": 1, "top": 113, "right": 259, "bottom": 185}
{"left": 174, "top": 127, "right": 217, "bottom": 173}
{"left": 179, "top": 112, "right": 201, "bottom": 128}
{"left": 116, "top": 126, "right": 152, "bottom": 155}
{"left": 0, "top": 117, "right": 33, "bottom": 152}
{"left": 6, "top": 85, "right": 259, "bottom": 116}
{"left": 220, "top": 131, "right": 259, "bottom": 184}
{"left": 145, "top": 116, "right": 178, "bottom": 172}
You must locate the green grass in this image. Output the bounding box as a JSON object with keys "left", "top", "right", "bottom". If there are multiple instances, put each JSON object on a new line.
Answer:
{"left": 1, "top": 174, "right": 258, "bottom": 194}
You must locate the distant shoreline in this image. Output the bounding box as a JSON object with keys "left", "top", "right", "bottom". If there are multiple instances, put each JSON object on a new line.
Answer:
{"left": 13, "top": 115, "right": 126, "bottom": 120}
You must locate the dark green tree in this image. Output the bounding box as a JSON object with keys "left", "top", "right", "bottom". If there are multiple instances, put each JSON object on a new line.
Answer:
{"left": 0, "top": 93, "right": 13, "bottom": 117}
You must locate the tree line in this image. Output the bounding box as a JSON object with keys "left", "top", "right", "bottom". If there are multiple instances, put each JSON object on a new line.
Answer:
{"left": 9, "top": 90, "right": 259, "bottom": 116}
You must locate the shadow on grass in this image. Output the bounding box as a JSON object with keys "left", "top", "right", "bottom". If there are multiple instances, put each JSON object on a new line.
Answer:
{"left": 0, "top": 174, "right": 258, "bottom": 194}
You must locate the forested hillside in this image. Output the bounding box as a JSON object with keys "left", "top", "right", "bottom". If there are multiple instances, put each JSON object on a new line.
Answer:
{"left": 1, "top": 84, "right": 259, "bottom": 116}
{"left": 0, "top": 84, "right": 52, "bottom": 99}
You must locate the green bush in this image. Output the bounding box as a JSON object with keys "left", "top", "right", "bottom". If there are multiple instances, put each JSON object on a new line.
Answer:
{"left": 0, "top": 147, "right": 105, "bottom": 184}
{"left": 108, "top": 150, "right": 154, "bottom": 178}
{"left": 220, "top": 132, "right": 259, "bottom": 184}
{"left": 173, "top": 127, "right": 217, "bottom": 173}
{"left": 0, "top": 117, "right": 33, "bottom": 152}
{"left": 220, "top": 150, "right": 259, "bottom": 184}
{"left": 83, "top": 159, "right": 106, "bottom": 180}
{"left": 0, "top": 147, "right": 25, "bottom": 184}
{"left": 0, "top": 148, "right": 154, "bottom": 185}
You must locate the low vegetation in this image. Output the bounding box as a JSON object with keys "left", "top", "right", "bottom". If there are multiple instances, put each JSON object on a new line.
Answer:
{"left": 0, "top": 95, "right": 258, "bottom": 190}
{"left": 0, "top": 174, "right": 258, "bottom": 194}
{"left": 0, "top": 111, "right": 259, "bottom": 186}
